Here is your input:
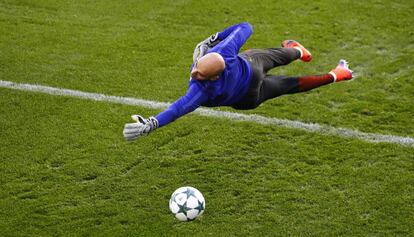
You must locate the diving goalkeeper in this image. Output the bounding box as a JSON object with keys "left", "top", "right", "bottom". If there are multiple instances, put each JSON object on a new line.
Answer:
{"left": 123, "top": 22, "right": 353, "bottom": 141}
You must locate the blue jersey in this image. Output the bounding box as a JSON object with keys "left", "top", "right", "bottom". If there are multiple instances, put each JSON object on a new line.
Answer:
{"left": 155, "top": 22, "right": 253, "bottom": 127}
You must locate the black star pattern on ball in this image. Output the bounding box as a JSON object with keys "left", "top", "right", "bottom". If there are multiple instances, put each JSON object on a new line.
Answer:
{"left": 177, "top": 201, "right": 191, "bottom": 216}
{"left": 185, "top": 188, "right": 197, "bottom": 199}
{"left": 194, "top": 200, "right": 204, "bottom": 213}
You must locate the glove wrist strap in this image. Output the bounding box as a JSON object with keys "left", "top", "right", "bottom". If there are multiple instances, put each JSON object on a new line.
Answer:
{"left": 148, "top": 117, "right": 159, "bottom": 129}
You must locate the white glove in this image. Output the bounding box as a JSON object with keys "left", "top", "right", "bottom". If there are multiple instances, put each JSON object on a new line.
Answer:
{"left": 123, "top": 115, "right": 159, "bottom": 141}
{"left": 192, "top": 32, "right": 221, "bottom": 62}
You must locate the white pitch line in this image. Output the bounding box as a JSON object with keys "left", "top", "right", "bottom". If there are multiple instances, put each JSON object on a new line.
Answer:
{"left": 1, "top": 80, "right": 413, "bottom": 147}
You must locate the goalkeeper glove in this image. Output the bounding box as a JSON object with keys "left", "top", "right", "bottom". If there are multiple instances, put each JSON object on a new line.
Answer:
{"left": 192, "top": 32, "right": 220, "bottom": 62}
{"left": 123, "top": 115, "right": 159, "bottom": 141}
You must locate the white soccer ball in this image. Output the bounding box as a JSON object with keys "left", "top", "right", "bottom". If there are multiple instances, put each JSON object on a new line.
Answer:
{"left": 169, "top": 186, "right": 205, "bottom": 221}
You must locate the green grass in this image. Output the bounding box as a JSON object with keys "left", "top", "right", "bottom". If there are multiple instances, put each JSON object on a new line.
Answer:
{"left": 1, "top": 0, "right": 413, "bottom": 236}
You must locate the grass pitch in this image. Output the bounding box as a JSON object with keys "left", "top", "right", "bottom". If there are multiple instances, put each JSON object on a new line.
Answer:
{"left": 1, "top": 0, "right": 413, "bottom": 236}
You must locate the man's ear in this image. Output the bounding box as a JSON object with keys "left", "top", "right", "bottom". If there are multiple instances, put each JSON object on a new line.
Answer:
{"left": 190, "top": 68, "right": 197, "bottom": 78}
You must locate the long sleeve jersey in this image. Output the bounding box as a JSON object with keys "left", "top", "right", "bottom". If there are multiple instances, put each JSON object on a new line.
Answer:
{"left": 155, "top": 22, "right": 253, "bottom": 127}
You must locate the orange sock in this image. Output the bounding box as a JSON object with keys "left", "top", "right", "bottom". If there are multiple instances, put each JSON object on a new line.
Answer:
{"left": 298, "top": 74, "right": 335, "bottom": 92}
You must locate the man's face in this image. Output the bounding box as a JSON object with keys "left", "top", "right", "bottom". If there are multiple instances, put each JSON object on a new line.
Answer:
{"left": 190, "top": 60, "right": 219, "bottom": 81}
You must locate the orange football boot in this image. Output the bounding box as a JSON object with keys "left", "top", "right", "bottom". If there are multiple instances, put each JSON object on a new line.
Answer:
{"left": 281, "top": 40, "right": 312, "bottom": 62}
{"left": 329, "top": 59, "right": 353, "bottom": 82}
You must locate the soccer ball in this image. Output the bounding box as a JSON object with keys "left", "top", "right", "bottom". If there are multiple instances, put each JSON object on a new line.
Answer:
{"left": 169, "top": 186, "right": 205, "bottom": 221}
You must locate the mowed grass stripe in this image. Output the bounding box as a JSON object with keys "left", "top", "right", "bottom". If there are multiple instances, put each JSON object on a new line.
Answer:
{"left": 1, "top": 80, "right": 413, "bottom": 147}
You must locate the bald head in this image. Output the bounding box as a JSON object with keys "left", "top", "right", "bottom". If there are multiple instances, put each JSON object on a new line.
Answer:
{"left": 191, "top": 53, "right": 225, "bottom": 81}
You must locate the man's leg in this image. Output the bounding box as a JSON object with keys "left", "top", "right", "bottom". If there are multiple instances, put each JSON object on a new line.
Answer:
{"left": 258, "top": 74, "right": 334, "bottom": 103}
{"left": 243, "top": 48, "right": 301, "bottom": 73}
{"left": 233, "top": 72, "right": 332, "bottom": 110}
{"left": 243, "top": 40, "right": 312, "bottom": 74}
{"left": 258, "top": 60, "right": 354, "bottom": 103}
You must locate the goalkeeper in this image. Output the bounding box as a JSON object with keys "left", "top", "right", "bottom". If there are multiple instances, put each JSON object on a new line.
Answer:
{"left": 123, "top": 22, "right": 353, "bottom": 141}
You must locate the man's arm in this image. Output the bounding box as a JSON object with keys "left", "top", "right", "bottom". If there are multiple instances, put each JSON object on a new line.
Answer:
{"left": 216, "top": 22, "right": 250, "bottom": 41}
{"left": 155, "top": 83, "right": 208, "bottom": 127}
{"left": 212, "top": 22, "right": 253, "bottom": 56}
{"left": 123, "top": 83, "right": 208, "bottom": 141}
{"left": 193, "top": 22, "right": 253, "bottom": 61}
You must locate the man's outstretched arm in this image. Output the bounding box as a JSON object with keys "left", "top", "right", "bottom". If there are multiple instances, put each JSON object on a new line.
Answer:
{"left": 123, "top": 83, "right": 208, "bottom": 141}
